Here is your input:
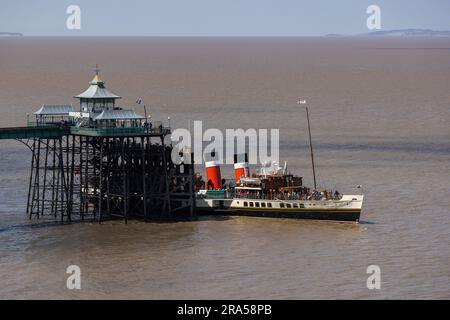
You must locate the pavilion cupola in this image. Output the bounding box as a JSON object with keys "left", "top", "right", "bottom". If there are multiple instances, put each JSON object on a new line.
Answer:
{"left": 74, "top": 66, "right": 121, "bottom": 114}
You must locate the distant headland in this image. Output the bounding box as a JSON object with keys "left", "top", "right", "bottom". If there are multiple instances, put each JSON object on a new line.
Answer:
{"left": 326, "top": 29, "right": 450, "bottom": 37}
{"left": 0, "top": 32, "right": 23, "bottom": 37}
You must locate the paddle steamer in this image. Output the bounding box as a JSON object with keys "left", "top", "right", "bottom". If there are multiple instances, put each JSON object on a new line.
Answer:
{"left": 195, "top": 105, "right": 364, "bottom": 222}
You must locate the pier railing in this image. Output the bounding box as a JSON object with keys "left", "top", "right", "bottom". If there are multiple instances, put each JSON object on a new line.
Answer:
{"left": 197, "top": 190, "right": 343, "bottom": 201}
{"left": 0, "top": 125, "right": 70, "bottom": 139}
{"left": 25, "top": 121, "right": 171, "bottom": 137}
{"left": 27, "top": 121, "right": 69, "bottom": 127}
{"left": 70, "top": 126, "right": 171, "bottom": 136}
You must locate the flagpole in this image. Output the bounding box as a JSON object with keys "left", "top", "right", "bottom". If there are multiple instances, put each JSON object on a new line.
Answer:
{"left": 306, "top": 106, "right": 317, "bottom": 190}
{"left": 298, "top": 100, "right": 317, "bottom": 190}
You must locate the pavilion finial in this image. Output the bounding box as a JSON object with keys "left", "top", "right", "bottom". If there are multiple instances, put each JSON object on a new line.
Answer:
{"left": 90, "top": 64, "right": 104, "bottom": 86}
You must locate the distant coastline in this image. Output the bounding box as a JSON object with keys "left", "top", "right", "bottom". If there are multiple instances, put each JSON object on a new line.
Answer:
{"left": 326, "top": 29, "right": 450, "bottom": 37}
{"left": 0, "top": 32, "right": 23, "bottom": 37}
{"left": 1, "top": 29, "right": 450, "bottom": 38}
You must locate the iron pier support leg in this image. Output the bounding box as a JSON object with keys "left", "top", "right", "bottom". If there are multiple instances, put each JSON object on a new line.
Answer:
{"left": 26, "top": 138, "right": 36, "bottom": 216}
{"left": 106, "top": 138, "right": 110, "bottom": 220}
{"left": 50, "top": 139, "right": 57, "bottom": 216}
{"left": 161, "top": 136, "right": 171, "bottom": 219}
{"left": 79, "top": 136, "right": 84, "bottom": 221}
{"left": 59, "top": 137, "right": 67, "bottom": 224}
{"left": 142, "top": 137, "right": 147, "bottom": 221}
{"left": 124, "top": 138, "right": 129, "bottom": 224}
{"left": 40, "top": 138, "right": 49, "bottom": 216}
{"left": 98, "top": 139, "right": 103, "bottom": 223}
{"left": 68, "top": 135, "right": 76, "bottom": 223}
{"left": 30, "top": 138, "right": 42, "bottom": 219}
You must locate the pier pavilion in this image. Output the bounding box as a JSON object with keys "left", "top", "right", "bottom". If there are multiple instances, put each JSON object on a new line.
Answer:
{"left": 0, "top": 69, "right": 195, "bottom": 223}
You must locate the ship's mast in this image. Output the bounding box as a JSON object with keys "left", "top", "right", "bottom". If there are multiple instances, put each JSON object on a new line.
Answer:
{"left": 298, "top": 100, "right": 317, "bottom": 190}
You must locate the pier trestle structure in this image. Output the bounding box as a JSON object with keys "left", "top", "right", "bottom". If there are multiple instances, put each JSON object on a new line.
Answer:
{"left": 1, "top": 126, "right": 196, "bottom": 223}
{"left": 1, "top": 70, "right": 196, "bottom": 223}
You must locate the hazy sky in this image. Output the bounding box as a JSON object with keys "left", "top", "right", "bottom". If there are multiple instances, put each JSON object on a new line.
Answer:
{"left": 1, "top": 0, "right": 450, "bottom": 36}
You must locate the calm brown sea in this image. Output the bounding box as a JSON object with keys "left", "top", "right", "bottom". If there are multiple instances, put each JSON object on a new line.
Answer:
{"left": 0, "top": 37, "right": 449, "bottom": 299}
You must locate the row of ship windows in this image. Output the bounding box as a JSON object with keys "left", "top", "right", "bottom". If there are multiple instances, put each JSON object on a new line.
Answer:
{"left": 240, "top": 201, "right": 306, "bottom": 209}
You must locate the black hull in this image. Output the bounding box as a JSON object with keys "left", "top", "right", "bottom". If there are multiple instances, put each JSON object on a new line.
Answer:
{"left": 197, "top": 208, "right": 361, "bottom": 222}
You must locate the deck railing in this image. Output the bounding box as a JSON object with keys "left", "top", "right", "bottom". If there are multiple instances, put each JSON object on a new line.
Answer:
{"left": 70, "top": 126, "right": 144, "bottom": 135}
{"left": 27, "top": 121, "right": 71, "bottom": 127}
{"left": 26, "top": 121, "right": 172, "bottom": 136}
{"left": 70, "top": 126, "right": 171, "bottom": 136}
{"left": 197, "top": 191, "right": 343, "bottom": 201}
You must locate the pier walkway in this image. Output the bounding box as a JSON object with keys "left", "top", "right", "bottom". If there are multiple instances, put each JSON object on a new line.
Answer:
{"left": 0, "top": 125, "right": 70, "bottom": 140}
{"left": 0, "top": 125, "right": 170, "bottom": 140}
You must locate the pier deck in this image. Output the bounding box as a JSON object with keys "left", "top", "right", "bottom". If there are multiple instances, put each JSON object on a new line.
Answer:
{"left": 0, "top": 124, "right": 194, "bottom": 223}
{"left": 0, "top": 125, "right": 69, "bottom": 140}
{"left": 0, "top": 125, "right": 171, "bottom": 139}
